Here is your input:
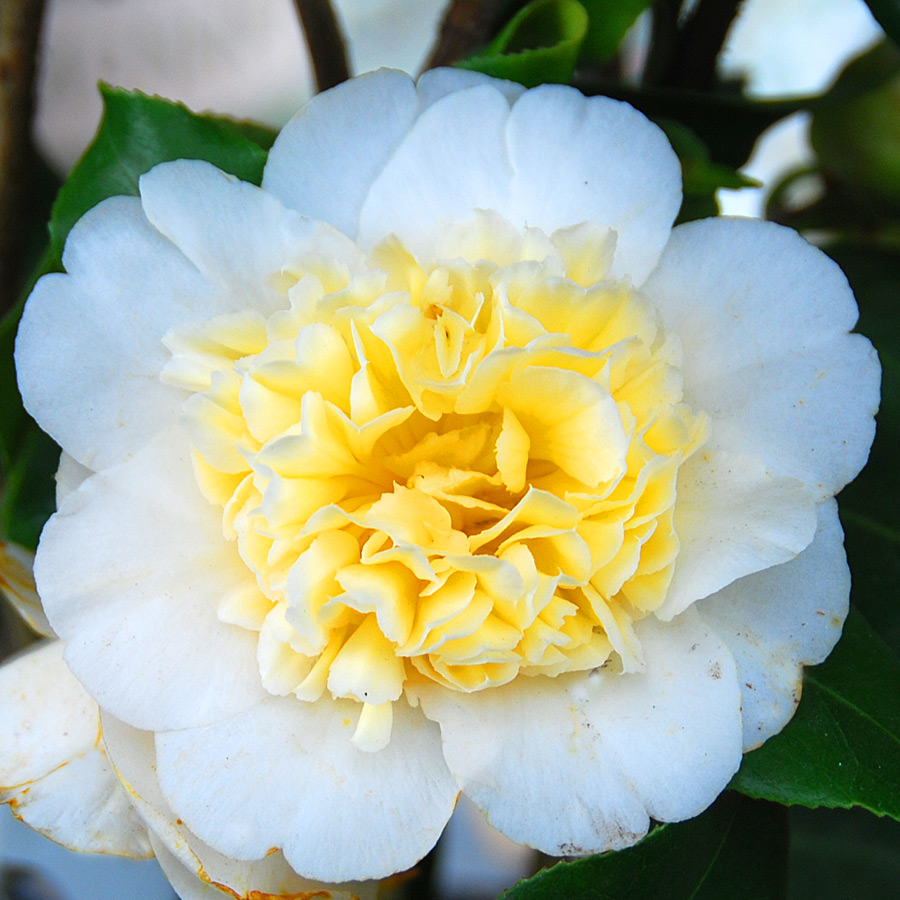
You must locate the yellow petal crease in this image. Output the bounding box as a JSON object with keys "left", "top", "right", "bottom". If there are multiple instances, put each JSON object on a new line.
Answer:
{"left": 160, "top": 213, "right": 708, "bottom": 747}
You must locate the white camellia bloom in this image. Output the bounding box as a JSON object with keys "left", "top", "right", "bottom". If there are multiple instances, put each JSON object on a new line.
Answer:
{"left": 2, "top": 68, "right": 880, "bottom": 898}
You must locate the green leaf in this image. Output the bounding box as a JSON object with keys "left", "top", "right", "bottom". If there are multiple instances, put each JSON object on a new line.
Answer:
{"left": 0, "top": 297, "right": 27, "bottom": 473}
{"left": 654, "top": 119, "right": 759, "bottom": 223}
{"left": 863, "top": 1, "right": 900, "bottom": 50}
{"left": 455, "top": 0, "right": 589, "bottom": 88}
{"left": 0, "top": 426, "right": 60, "bottom": 551}
{"left": 825, "top": 243, "right": 900, "bottom": 656}
{"left": 577, "top": 38, "right": 899, "bottom": 170}
{"left": 579, "top": 0, "right": 652, "bottom": 62}
{"left": 787, "top": 806, "right": 900, "bottom": 900}
{"left": 574, "top": 80, "right": 803, "bottom": 169}
{"left": 49, "top": 84, "right": 276, "bottom": 266}
{"left": 0, "top": 249, "right": 60, "bottom": 550}
{"left": 731, "top": 609, "right": 900, "bottom": 819}
{"left": 0, "top": 90, "right": 275, "bottom": 549}
{"left": 499, "top": 793, "right": 787, "bottom": 900}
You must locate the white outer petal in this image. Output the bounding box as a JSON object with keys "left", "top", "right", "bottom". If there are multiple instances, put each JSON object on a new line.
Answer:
{"left": 55, "top": 452, "right": 93, "bottom": 507}
{"left": 357, "top": 83, "right": 515, "bottom": 254}
{"left": 154, "top": 696, "right": 459, "bottom": 882}
{"left": 140, "top": 159, "right": 365, "bottom": 302}
{"left": 0, "top": 640, "right": 150, "bottom": 857}
{"left": 150, "top": 839, "right": 233, "bottom": 900}
{"left": 263, "top": 69, "right": 420, "bottom": 236}
{"left": 415, "top": 67, "right": 526, "bottom": 108}
{"left": 102, "top": 715, "right": 375, "bottom": 900}
{"left": 697, "top": 499, "right": 850, "bottom": 749}
{"left": 264, "top": 68, "right": 526, "bottom": 242}
{"left": 35, "top": 431, "right": 267, "bottom": 732}
{"left": 660, "top": 447, "right": 819, "bottom": 618}
{"left": 0, "top": 641, "right": 97, "bottom": 788}
{"left": 503, "top": 85, "right": 681, "bottom": 285}
{"left": 643, "top": 217, "right": 880, "bottom": 497}
{"left": 356, "top": 82, "right": 681, "bottom": 286}
{"left": 16, "top": 196, "right": 216, "bottom": 471}
{"left": 413, "top": 611, "right": 742, "bottom": 856}
{"left": 5, "top": 750, "right": 152, "bottom": 858}
{"left": 149, "top": 834, "right": 376, "bottom": 900}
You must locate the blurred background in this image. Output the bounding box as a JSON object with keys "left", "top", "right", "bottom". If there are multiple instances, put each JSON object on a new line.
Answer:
{"left": 29, "top": 0, "right": 882, "bottom": 205}
{"left": 1, "top": 0, "right": 897, "bottom": 898}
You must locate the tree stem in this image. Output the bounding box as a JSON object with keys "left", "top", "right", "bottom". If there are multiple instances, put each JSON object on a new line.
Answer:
{"left": 661, "top": 0, "right": 745, "bottom": 90}
{"left": 642, "top": 0, "right": 681, "bottom": 86}
{"left": 293, "top": 0, "right": 350, "bottom": 92}
{"left": 0, "top": 0, "right": 46, "bottom": 315}
{"left": 425, "top": 0, "right": 524, "bottom": 69}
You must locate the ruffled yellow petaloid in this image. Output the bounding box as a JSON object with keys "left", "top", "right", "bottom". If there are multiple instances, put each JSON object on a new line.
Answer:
{"left": 161, "top": 212, "right": 707, "bottom": 750}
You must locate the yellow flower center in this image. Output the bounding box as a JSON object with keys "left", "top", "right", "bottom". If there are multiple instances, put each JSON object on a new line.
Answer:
{"left": 161, "top": 213, "right": 707, "bottom": 751}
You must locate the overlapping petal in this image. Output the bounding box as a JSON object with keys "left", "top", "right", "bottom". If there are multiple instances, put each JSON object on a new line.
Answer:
{"left": 0, "top": 641, "right": 150, "bottom": 857}
{"left": 696, "top": 499, "right": 850, "bottom": 748}
{"left": 154, "top": 696, "right": 457, "bottom": 881}
{"left": 412, "top": 611, "right": 742, "bottom": 855}
{"left": 102, "top": 714, "right": 377, "bottom": 899}
{"left": 3, "top": 68, "right": 881, "bottom": 897}
{"left": 15, "top": 198, "right": 216, "bottom": 471}
{"left": 35, "top": 432, "right": 267, "bottom": 731}
{"left": 141, "top": 160, "right": 366, "bottom": 304}
{"left": 356, "top": 79, "right": 680, "bottom": 286}
{"left": 642, "top": 218, "right": 880, "bottom": 496}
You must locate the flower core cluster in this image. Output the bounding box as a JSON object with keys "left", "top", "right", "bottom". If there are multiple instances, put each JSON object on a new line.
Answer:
{"left": 163, "top": 212, "right": 707, "bottom": 750}
{"left": 3, "top": 70, "right": 880, "bottom": 894}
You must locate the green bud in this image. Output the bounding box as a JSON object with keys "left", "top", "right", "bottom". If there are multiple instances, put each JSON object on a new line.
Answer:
{"left": 811, "top": 41, "right": 900, "bottom": 207}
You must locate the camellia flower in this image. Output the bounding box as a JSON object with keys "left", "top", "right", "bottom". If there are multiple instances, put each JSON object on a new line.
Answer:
{"left": 0, "top": 68, "right": 880, "bottom": 898}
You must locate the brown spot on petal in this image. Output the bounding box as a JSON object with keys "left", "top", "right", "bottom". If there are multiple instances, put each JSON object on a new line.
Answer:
{"left": 198, "top": 862, "right": 343, "bottom": 900}
{"left": 709, "top": 662, "right": 722, "bottom": 679}
{"left": 247, "top": 892, "right": 334, "bottom": 900}
{"left": 557, "top": 842, "right": 587, "bottom": 857}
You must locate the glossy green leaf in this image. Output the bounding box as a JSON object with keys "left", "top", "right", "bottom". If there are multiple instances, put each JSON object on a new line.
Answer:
{"left": 574, "top": 80, "right": 803, "bottom": 168}
{"left": 788, "top": 806, "right": 900, "bottom": 900}
{"left": 827, "top": 243, "right": 900, "bottom": 656}
{"left": 0, "top": 297, "right": 27, "bottom": 473}
{"left": 0, "top": 90, "right": 276, "bottom": 549}
{"left": 579, "top": 0, "right": 651, "bottom": 61}
{"left": 655, "top": 118, "right": 758, "bottom": 223}
{"left": 0, "top": 426, "right": 60, "bottom": 551}
{"left": 499, "top": 793, "right": 787, "bottom": 900}
{"left": 731, "top": 609, "right": 900, "bottom": 819}
{"left": 455, "top": 0, "right": 589, "bottom": 88}
{"left": 49, "top": 84, "right": 276, "bottom": 266}
{"left": 578, "top": 41, "right": 900, "bottom": 172}
{"left": 0, "top": 249, "right": 59, "bottom": 550}
{"left": 0, "top": 153, "right": 58, "bottom": 472}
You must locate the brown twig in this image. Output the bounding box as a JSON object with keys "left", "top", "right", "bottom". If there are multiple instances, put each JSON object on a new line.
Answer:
{"left": 0, "top": 0, "right": 46, "bottom": 315}
{"left": 660, "top": 0, "right": 745, "bottom": 91}
{"left": 425, "top": 0, "right": 525, "bottom": 69}
{"left": 641, "top": 0, "right": 681, "bottom": 86}
{"left": 293, "top": 0, "right": 350, "bottom": 92}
